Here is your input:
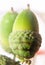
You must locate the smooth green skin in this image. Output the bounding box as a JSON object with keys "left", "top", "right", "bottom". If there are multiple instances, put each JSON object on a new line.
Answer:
{"left": 13, "top": 9, "right": 39, "bottom": 33}
{"left": 0, "top": 12, "right": 18, "bottom": 53}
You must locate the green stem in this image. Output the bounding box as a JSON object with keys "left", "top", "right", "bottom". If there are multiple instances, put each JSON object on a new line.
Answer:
{"left": 11, "top": 7, "right": 15, "bottom": 13}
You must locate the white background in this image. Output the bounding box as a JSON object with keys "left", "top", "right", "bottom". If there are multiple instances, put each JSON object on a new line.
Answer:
{"left": 0, "top": 0, "right": 45, "bottom": 65}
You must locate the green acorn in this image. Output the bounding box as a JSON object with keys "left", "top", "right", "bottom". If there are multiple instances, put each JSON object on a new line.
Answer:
{"left": 0, "top": 7, "right": 18, "bottom": 53}
{"left": 9, "top": 4, "right": 42, "bottom": 64}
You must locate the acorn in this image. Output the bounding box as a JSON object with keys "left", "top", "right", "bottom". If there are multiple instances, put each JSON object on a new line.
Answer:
{"left": 0, "top": 7, "right": 18, "bottom": 53}
{"left": 9, "top": 4, "right": 42, "bottom": 64}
